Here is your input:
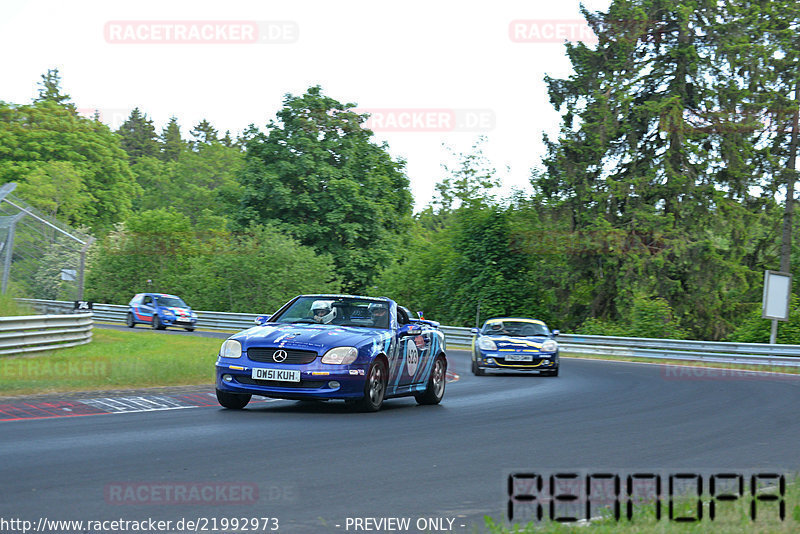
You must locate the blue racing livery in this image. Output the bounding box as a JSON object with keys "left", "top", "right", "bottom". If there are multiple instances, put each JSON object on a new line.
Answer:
{"left": 215, "top": 294, "right": 447, "bottom": 412}
{"left": 126, "top": 293, "right": 198, "bottom": 331}
{"left": 471, "top": 317, "right": 560, "bottom": 376}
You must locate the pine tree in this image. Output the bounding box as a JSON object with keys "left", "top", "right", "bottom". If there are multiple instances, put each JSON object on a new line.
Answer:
{"left": 116, "top": 108, "right": 159, "bottom": 159}
{"left": 159, "top": 116, "right": 184, "bottom": 161}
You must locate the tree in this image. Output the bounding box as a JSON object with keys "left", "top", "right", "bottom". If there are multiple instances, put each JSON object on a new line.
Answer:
{"left": 34, "top": 68, "right": 74, "bottom": 110}
{"left": 433, "top": 136, "right": 501, "bottom": 213}
{"left": 190, "top": 119, "right": 218, "bottom": 147}
{"left": 0, "top": 99, "right": 141, "bottom": 231}
{"left": 533, "top": 0, "right": 783, "bottom": 339}
{"left": 86, "top": 210, "right": 340, "bottom": 310}
{"left": 237, "top": 86, "right": 413, "bottom": 293}
{"left": 117, "top": 107, "right": 159, "bottom": 159}
{"left": 159, "top": 116, "right": 184, "bottom": 162}
{"left": 14, "top": 161, "right": 88, "bottom": 223}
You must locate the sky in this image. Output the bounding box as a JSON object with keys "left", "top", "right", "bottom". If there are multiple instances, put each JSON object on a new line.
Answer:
{"left": 0, "top": 0, "right": 612, "bottom": 212}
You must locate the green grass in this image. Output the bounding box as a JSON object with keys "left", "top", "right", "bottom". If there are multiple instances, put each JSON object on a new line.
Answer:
{"left": 0, "top": 328, "right": 223, "bottom": 396}
{"left": 0, "top": 293, "right": 33, "bottom": 316}
{"left": 487, "top": 476, "right": 800, "bottom": 533}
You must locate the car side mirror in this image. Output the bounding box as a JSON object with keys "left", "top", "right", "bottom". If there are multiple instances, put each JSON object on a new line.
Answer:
{"left": 398, "top": 324, "right": 422, "bottom": 337}
{"left": 470, "top": 328, "right": 479, "bottom": 334}
{"left": 552, "top": 329, "right": 559, "bottom": 337}
{"left": 254, "top": 314, "right": 271, "bottom": 326}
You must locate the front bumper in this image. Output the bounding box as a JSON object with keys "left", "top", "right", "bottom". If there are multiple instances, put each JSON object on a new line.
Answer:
{"left": 161, "top": 315, "right": 197, "bottom": 327}
{"left": 474, "top": 350, "right": 559, "bottom": 372}
{"left": 215, "top": 361, "right": 368, "bottom": 400}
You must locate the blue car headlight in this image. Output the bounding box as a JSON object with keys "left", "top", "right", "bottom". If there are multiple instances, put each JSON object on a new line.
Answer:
{"left": 541, "top": 339, "right": 558, "bottom": 352}
{"left": 321, "top": 347, "right": 358, "bottom": 365}
{"left": 478, "top": 337, "right": 497, "bottom": 351}
{"left": 220, "top": 339, "right": 242, "bottom": 358}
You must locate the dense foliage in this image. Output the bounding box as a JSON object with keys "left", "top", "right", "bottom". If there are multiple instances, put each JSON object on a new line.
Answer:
{"left": 237, "top": 86, "right": 414, "bottom": 293}
{"left": 3, "top": 0, "right": 800, "bottom": 344}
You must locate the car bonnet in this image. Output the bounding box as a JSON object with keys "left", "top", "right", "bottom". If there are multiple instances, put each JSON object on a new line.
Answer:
{"left": 233, "top": 323, "right": 390, "bottom": 352}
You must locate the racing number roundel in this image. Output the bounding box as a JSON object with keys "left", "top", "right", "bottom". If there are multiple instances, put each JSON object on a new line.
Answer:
{"left": 406, "top": 339, "right": 419, "bottom": 377}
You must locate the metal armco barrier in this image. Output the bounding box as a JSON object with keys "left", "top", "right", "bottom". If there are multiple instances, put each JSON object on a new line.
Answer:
{"left": 0, "top": 312, "right": 92, "bottom": 355}
{"left": 14, "top": 299, "right": 800, "bottom": 366}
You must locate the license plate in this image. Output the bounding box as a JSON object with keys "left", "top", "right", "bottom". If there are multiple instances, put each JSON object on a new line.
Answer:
{"left": 252, "top": 368, "right": 301, "bottom": 382}
{"left": 505, "top": 354, "right": 533, "bottom": 362}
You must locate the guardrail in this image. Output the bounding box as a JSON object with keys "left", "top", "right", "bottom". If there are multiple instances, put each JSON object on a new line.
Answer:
{"left": 0, "top": 313, "right": 92, "bottom": 355}
{"left": 16, "top": 299, "right": 262, "bottom": 330}
{"left": 14, "top": 299, "right": 800, "bottom": 366}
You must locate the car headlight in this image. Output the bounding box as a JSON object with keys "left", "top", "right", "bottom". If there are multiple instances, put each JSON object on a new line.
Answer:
{"left": 478, "top": 337, "right": 497, "bottom": 351}
{"left": 321, "top": 347, "right": 358, "bottom": 365}
{"left": 220, "top": 339, "right": 242, "bottom": 358}
{"left": 163, "top": 309, "right": 175, "bottom": 316}
{"left": 541, "top": 339, "right": 558, "bottom": 352}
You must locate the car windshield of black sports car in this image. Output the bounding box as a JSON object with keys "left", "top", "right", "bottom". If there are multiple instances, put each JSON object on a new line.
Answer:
{"left": 271, "top": 296, "right": 391, "bottom": 329}
{"left": 155, "top": 296, "right": 188, "bottom": 308}
{"left": 482, "top": 321, "right": 549, "bottom": 337}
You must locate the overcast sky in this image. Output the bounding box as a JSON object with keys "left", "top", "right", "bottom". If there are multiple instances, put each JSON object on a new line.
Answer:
{"left": 1, "top": 0, "right": 611, "bottom": 212}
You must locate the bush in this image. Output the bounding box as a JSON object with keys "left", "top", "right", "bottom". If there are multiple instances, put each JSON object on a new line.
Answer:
{"left": 727, "top": 295, "right": 800, "bottom": 344}
{"left": 576, "top": 296, "right": 687, "bottom": 339}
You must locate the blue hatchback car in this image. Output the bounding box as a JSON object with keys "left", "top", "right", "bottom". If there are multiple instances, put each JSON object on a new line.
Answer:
{"left": 471, "top": 317, "right": 559, "bottom": 376}
{"left": 215, "top": 294, "right": 447, "bottom": 412}
{"left": 126, "top": 293, "right": 198, "bottom": 331}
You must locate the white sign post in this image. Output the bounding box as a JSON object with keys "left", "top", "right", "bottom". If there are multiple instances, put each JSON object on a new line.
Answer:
{"left": 762, "top": 270, "right": 792, "bottom": 344}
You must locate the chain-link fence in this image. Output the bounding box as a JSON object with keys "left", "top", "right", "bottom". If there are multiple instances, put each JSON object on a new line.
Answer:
{"left": 0, "top": 183, "right": 94, "bottom": 300}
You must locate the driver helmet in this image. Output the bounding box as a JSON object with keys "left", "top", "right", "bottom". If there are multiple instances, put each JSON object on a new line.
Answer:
{"left": 368, "top": 303, "right": 388, "bottom": 319}
{"left": 311, "top": 300, "right": 335, "bottom": 324}
{"left": 490, "top": 322, "right": 505, "bottom": 332}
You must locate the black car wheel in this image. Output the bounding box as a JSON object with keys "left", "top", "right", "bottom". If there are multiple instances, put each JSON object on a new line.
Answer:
{"left": 545, "top": 367, "right": 559, "bottom": 377}
{"left": 184, "top": 327, "right": 195, "bottom": 332}
{"left": 354, "top": 360, "right": 387, "bottom": 412}
{"left": 472, "top": 359, "right": 485, "bottom": 376}
{"left": 152, "top": 314, "right": 165, "bottom": 330}
{"left": 216, "top": 389, "right": 251, "bottom": 409}
{"left": 415, "top": 355, "right": 446, "bottom": 405}
{"left": 126, "top": 312, "right": 135, "bottom": 328}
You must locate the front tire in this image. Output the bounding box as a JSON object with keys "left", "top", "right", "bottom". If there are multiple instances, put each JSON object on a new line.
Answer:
{"left": 416, "top": 355, "right": 446, "bottom": 405}
{"left": 354, "top": 360, "right": 387, "bottom": 412}
{"left": 152, "top": 314, "right": 165, "bottom": 330}
{"left": 184, "top": 327, "right": 195, "bottom": 332}
{"left": 216, "top": 389, "right": 251, "bottom": 409}
{"left": 472, "top": 359, "right": 485, "bottom": 376}
{"left": 126, "top": 312, "right": 135, "bottom": 328}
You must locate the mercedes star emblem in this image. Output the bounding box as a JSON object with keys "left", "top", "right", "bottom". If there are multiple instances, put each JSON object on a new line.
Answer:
{"left": 273, "top": 349, "right": 288, "bottom": 362}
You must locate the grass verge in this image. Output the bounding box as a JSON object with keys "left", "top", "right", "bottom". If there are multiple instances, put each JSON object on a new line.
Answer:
{"left": 0, "top": 293, "right": 33, "bottom": 316}
{"left": 0, "top": 328, "right": 222, "bottom": 396}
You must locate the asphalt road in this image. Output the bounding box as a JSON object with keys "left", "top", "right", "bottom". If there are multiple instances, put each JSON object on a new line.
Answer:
{"left": 1, "top": 350, "right": 799, "bottom": 533}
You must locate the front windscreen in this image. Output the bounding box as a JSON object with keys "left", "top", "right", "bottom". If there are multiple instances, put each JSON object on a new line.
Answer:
{"left": 482, "top": 320, "right": 548, "bottom": 337}
{"left": 157, "top": 296, "right": 188, "bottom": 308}
{"left": 271, "top": 296, "right": 391, "bottom": 329}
